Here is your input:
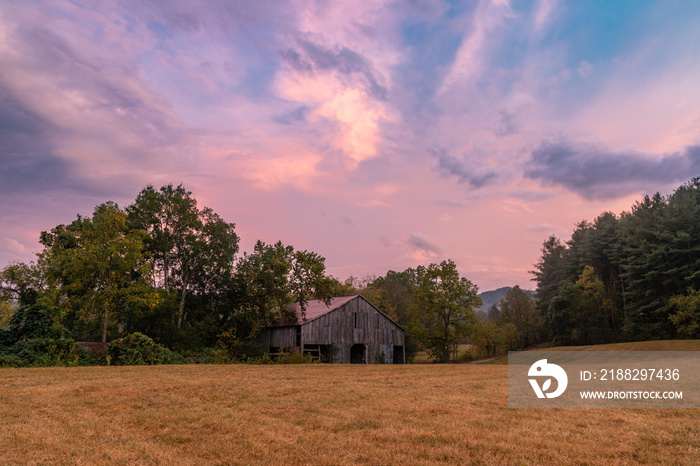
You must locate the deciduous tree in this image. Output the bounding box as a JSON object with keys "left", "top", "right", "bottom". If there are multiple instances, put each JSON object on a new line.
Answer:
{"left": 499, "top": 285, "right": 541, "bottom": 350}
{"left": 39, "top": 202, "right": 157, "bottom": 342}
{"left": 413, "top": 260, "right": 480, "bottom": 363}
{"left": 127, "top": 184, "right": 239, "bottom": 329}
{"left": 225, "top": 240, "right": 334, "bottom": 354}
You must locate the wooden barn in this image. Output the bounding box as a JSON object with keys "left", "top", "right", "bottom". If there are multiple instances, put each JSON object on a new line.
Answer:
{"left": 259, "top": 295, "right": 405, "bottom": 364}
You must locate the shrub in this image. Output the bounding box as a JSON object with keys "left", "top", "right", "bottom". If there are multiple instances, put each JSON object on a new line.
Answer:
{"left": 180, "top": 347, "right": 233, "bottom": 365}
{"left": 272, "top": 350, "right": 316, "bottom": 364}
{"left": 454, "top": 347, "right": 477, "bottom": 363}
{"left": 0, "top": 353, "right": 24, "bottom": 368}
{"left": 669, "top": 289, "right": 700, "bottom": 339}
{"left": 15, "top": 338, "right": 79, "bottom": 366}
{"left": 0, "top": 337, "right": 81, "bottom": 367}
{"left": 249, "top": 350, "right": 316, "bottom": 364}
{"left": 0, "top": 327, "right": 10, "bottom": 347}
{"left": 5, "top": 301, "right": 68, "bottom": 342}
{"left": 215, "top": 328, "right": 262, "bottom": 361}
{"left": 107, "top": 332, "right": 185, "bottom": 365}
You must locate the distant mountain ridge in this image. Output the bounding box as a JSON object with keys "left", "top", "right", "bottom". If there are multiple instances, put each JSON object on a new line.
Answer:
{"left": 476, "top": 286, "right": 535, "bottom": 311}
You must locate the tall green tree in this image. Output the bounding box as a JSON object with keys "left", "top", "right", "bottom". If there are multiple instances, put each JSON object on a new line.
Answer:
{"left": 498, "top": 285, "right": 541, "bottom": 350}
{"left": 224, "top": 240, "right": 334, "bottom": 354}
{"left": 570, "top": 266, "right": 615, "bottom": 345}
{"left": 39, "top": 202, "right": 157, "bottom": 342}
{"left": 531, "top": 235, "right": 567, "bottom": 330}
{"left": 361, "top": 269, "right": 420, "bottom": 360}
{"left": 413, "top": 260, "right": 481, "bottom": 363}
{"left": 0, "top": 261, "right": 47, "bottom": 305}
{"left": 127, "top": 184, "right": 239, "bottom": 329}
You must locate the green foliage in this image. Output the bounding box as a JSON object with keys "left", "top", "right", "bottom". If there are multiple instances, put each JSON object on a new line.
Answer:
{"left": 0, "top": 300, "right": 16, "bottom": 329}
{"left": 0, "top": 261, "right": 47, "bottom": 305}
{"left": 214, "top": 328, "right": 261, "bottom": 361}
{"left": 669, "top": 289, "right": 700, "bottom": 338}
{"left": 498, "top": 285, "right": 541, "bottom": 349}
{"left": 273, "top": 350, "right": 317, "bottom": 364}
{"left": 10, "top": 338, "right": 81, "bottom": 367}
{"left": 0, "top": 296, "right": 84, "bottom": 367}
{"left": 201, "top": 347, "right": 234, "bottom": 364}
{"left": 126, "top": 184, "right": 239, "bottom": 330}
{"left": 0, "top": 326, "right": 81, "bottom": 369}
{"left": 39, "top": 202, "right": 158, "bottom": 342}
{"left": 532, "top": 178, "right": 700, "bottom": 344}
{"left": 531, "top": 235, "right": 567, "bottom": 319}
{"left": 264, "top": 351, "right": 317, "bottom": 364}
{"left": 5, "top": 298, "right": 68, "bottom": 342}
{"left": 107, "top": 332, "right": 184, "bottom": 365}
{"left": 228, "top": 240, "right": 334, "bottom": 350}
{"left": 469, "top": 320, "right": 517, "bottom": 358}
{"left": 412, "top": 260, "right": 481, "bottom": 363}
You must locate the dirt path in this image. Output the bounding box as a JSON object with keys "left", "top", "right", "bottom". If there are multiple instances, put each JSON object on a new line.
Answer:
{"left": 468, "top": 355, "right": 506, "bottom": 364}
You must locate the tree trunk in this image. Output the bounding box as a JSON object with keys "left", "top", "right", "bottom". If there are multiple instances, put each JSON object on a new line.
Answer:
{"left": 163, "top": 256, "right": 169, "bottom": 290}
{"left": 177, "top": 274, "right": 188, "bottom": 329}
{"left": 444, "top": 310, "right": 451, "bottom": 363}
{"left": 102, "top": 307, "right": 109, "bottom": 343}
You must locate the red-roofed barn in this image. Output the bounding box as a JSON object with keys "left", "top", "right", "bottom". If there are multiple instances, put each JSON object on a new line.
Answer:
{"left": 259, "top": 295, "right": 405, "bottom": 364}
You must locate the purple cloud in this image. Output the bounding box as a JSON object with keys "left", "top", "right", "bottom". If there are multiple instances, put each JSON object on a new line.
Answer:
{"left": 526, "top": 140, "right": 700, "bottom": 200}
{"left": 407, "top": 233, "right": 442, "bottom": 255}
{"left": 429, "top": 147, "right": 497, "bottom": 188}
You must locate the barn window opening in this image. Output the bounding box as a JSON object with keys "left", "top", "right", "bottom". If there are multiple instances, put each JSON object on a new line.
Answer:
{"left": 295, "top": 325, "right": 301, "bottom": 348}
{"left": 350, "top": 344, "right": 365, "bottom": 364}
{"left": 319, "top": 345, "right": 337, "bottom": 363}
{"left": 268, "top": 347, "right": 282, "bottom": 361}
{"left": 302, "top": 344, "right": 321, "bottom": 362}
{"left": 354, "top": 312, "right": 358, "bottom": 328}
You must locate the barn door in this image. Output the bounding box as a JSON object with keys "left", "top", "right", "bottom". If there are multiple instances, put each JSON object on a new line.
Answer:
{"left": 350, "top": 344, "right": 365, "bottom": 364}
{"left": 393, "top": 346, "right": 404, "bottom": 364}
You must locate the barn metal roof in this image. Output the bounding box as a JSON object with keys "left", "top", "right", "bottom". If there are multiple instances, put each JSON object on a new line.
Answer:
{"left": 264, "top": 294, "right": 405, "bottom": 331}
{"left": 287, "top": 295, "right": 358, "bottom": 322}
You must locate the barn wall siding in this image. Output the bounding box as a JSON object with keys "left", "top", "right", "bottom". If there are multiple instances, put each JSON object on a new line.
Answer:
{"left": 259, "top": 296, "right": 405, "bottom": 364}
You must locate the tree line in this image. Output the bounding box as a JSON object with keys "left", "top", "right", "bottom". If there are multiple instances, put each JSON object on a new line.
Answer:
{"left": 1, "top": 184, "right": 490, "bottom": 365}
{"left": 532, "top": 178, "right": 700, "bottom": 345}
{"left": 2, "top": 179, "right": 697, "bottom": 366}
{"left": 0, "top": 184, "right": 340, "bottom": 364}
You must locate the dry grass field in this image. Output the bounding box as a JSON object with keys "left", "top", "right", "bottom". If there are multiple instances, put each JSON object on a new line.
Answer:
{"left": 1, "top": 346, "right": 698, "bottom": 465}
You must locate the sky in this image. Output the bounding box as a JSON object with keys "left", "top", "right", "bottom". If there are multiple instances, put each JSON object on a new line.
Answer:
{"left": 2, "top": 0, "right": 700, "bottom": 292}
